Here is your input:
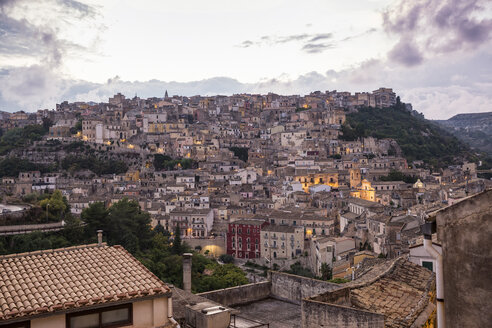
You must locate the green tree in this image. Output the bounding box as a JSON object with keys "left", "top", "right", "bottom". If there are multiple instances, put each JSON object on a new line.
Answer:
{"left": 219, "top": 254, "right": 234, "bottom": 264}
{"left": 39, "top": 190, "right": 68, "bottom": 221}
{"left": 229, "top": 147, "right": 249, "bottom": 162}
{"left": 0, "top": 157, "right": 54, "bottom": 178}
{"left": 172, "top": 226, "right": 182, "bottom": 255}
{"left": 153, "top": 223, "right": 170, "bottom": 236}
{"left": 320, "top": 263, "right": 332, "bottom": 280}
{"left": 81, "top": 202, "right": 109, "bottom": 241}
{"left": 104, "top": 198, "right": 152, "bottom": 253}
{"left": 380, "top": 170, "right": 417, "bottom": 183}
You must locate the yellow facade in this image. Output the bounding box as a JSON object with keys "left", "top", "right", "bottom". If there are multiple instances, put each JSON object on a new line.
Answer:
{"left": 294, "top": 173, "right": 339, "bottom": 193}
{"left": 350, "top": 179, "right": 376, "bottom": 202}
{"left": 148, "top": 123, "right": 165, "bottom": 133}
{"left": 349, "top": 168, "right": 361, "bottom": 188}
{"left": 125, "top": 170, "right": 140, "bottom": 182}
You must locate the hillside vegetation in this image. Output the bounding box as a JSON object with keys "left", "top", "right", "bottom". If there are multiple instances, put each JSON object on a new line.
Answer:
{"left": 340, "top": 102, "right": 483, "bottom": 168}
{"left": 435, "top": 112, "right": 492, "bottom": 156}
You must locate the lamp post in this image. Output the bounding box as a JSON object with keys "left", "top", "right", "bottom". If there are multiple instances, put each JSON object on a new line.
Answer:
{"left": 46, "top": 204, "right": 50, "bottom": 221}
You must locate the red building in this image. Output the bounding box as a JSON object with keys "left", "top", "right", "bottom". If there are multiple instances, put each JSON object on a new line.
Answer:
{"left": 227, "top": 219, "right": 268, "bottom": 259}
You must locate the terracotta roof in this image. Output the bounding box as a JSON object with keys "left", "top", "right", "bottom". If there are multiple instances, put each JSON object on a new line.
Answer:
{"left": 0, "top": 244, "right": 171, "bottom": 321}
{"left": 312, "top": 258, "right": 435, "bottom": 328}
{"left": 350, "top": 259, "right": 434, "bottom": 327}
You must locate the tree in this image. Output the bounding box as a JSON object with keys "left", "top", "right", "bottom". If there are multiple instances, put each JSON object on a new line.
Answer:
{"left": 288, "top": 261, "right": 315, "bottom": 278}
{"left": 380, "top": 169, "right": 417, "bottom": 183}
{"left": 219, "top": 254, "right": 234, "bottom": 264}
{"left": 104, "top": 198, "right": 152, "bottom": 253}
{"left": 320, "top": 263, "right": 332, "bottom": 280}
{"left": 42, "top": 117, "right": 54, "bottom": 132}
{"left": 172, "top": 226, "right": 182, "bottom": 255}
{"left": 70, "top": 119, "right": 82, "bottom": 134}
{"left": 39, "top": 190, "right": 69, "bottom": 221}
{"left": 153, "top": 223, "right": 169, "bottom": 236}
{"left": 229, "top": 147, "right": 249, "bottom": 162}
{"left": 0, "top": 157, "right": 54, "bottom": 178}
{"left": 81, "top": 202, "right": 109, "bottom": 241}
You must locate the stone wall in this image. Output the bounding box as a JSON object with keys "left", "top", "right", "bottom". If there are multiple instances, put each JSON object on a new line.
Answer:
{"left": 197, "top": 281, "right": 271, "bottom": 307}
{"left": 270, "top": 271, "right": 340, "bottom": 305}
{"left": 301, "top": 299, "right": 384, "bottom": 328}
{"left": 435, "top": 189, "right": 492, "bottom": 327}
{"left": 310, "top": 287, "right": 351, "bottom": 306}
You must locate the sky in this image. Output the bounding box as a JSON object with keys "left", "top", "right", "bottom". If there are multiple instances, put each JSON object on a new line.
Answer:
{"left": 0, "top": 0, "right": 491, "bottom": 119}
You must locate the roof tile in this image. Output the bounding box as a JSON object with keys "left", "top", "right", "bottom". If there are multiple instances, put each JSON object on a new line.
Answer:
{"left": 0, "top": 244, "right": 170, "bottom": 321}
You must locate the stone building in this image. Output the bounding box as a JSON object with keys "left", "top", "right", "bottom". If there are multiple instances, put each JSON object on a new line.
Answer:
{"left": 261, "top": 224, "right": 304, "bottom": 260}
{"left": 432, "top": 189, "right": 492, "bottom": 327}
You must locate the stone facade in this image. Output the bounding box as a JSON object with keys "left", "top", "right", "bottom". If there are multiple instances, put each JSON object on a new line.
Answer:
{"left": 435, "top": 189, "right": 492, "bottom": 327}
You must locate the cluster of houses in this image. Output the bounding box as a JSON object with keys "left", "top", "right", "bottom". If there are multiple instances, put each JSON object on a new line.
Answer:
{"left": 1, "top": 89, "right": 490, "bottom": 280}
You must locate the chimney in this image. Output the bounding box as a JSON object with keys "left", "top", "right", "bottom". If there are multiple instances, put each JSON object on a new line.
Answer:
{"left": 183, "top": 253, "right": 192, "bottom": 292}
{"left": 97, "top": 230, "right": 103, "bottom": 246}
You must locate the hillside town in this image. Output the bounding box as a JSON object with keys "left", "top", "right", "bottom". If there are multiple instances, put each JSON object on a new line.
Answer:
{"left": 0, "top": 88, "right": 490, "bottom": 328}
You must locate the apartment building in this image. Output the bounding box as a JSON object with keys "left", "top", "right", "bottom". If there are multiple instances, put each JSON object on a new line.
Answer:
{"left": 261, "top": 224, "right": 304, "bottom": 260}
{"left": 227, "top": 219, "right": 268, "bottom": 259}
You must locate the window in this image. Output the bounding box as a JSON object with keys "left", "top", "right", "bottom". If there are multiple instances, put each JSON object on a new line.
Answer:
{"left": 422, "top": 261, "right": 434, "bottom": 272}
{"left": 67, "top": 304, "right": 132, "bottom": 328}
{"left": 2, "top": 322, "right": 30, "bottom": 328}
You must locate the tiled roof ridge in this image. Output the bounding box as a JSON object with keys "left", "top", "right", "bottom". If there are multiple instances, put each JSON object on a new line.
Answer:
{"left": 345, "top": 256, "right": 401, "bottom": 289}
{"left": 112, "top": 245, "right": 169, "bottom": 289}
{"left": 0, "top": 243, "right": 107, "bottom": 260}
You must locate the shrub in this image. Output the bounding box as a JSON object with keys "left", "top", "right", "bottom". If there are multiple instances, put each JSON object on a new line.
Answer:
{"left": 219, "top": 254, "right": 234, "bottom": 264}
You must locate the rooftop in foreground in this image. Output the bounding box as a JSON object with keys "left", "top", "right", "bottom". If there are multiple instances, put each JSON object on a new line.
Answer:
{"left": 233, "top": 298, "right": 301, "bottom": 328}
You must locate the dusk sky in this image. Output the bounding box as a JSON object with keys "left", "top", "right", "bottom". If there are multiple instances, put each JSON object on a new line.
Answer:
{"left": 0, "top": 0, "right": 491, "bottom": 119}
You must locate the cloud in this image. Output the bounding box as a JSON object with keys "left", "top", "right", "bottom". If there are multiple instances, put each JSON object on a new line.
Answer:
{"left": 0, "top": 0, "right": 102, "bottom": 111}
{"left": 340, "top": 28, "right": 377, "bottom": 42}
{"left": 387, "top": 37, "right": 423, "bottom": 66}
{"left": 58, "top": 0, "right": 97, "bottom": 18}
{"left": 0, "top": 56, "right": 490, "bottom": 120}
{"left": 383, "top": 0, "right": 492, "bottom": 65}
{"left": 238, "top": 40, "right": 254, "bottom": 48}
{"left": 0, "top": 0, "right": 99, "bottom": 66}
{"left": 401, "top": 85, "right": 492, "bottom": 119}
{"left": 302, "top": 43, "right": 334, "bottom": 54}
{"left": 308, "top": 33, "right": 332, "bottom": 42}
{"left": 0, "top": 65, "right": 68, "bottom": 109}
{"left": 237, "top": 32, "right": 335, "bottom": 53}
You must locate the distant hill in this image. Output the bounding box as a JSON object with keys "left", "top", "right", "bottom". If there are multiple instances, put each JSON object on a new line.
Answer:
{"left": 340, "top": 103, "right": 488, "bottom": 168}
{"left": 434, "top": 112, "right": 492, "bottom": 156}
